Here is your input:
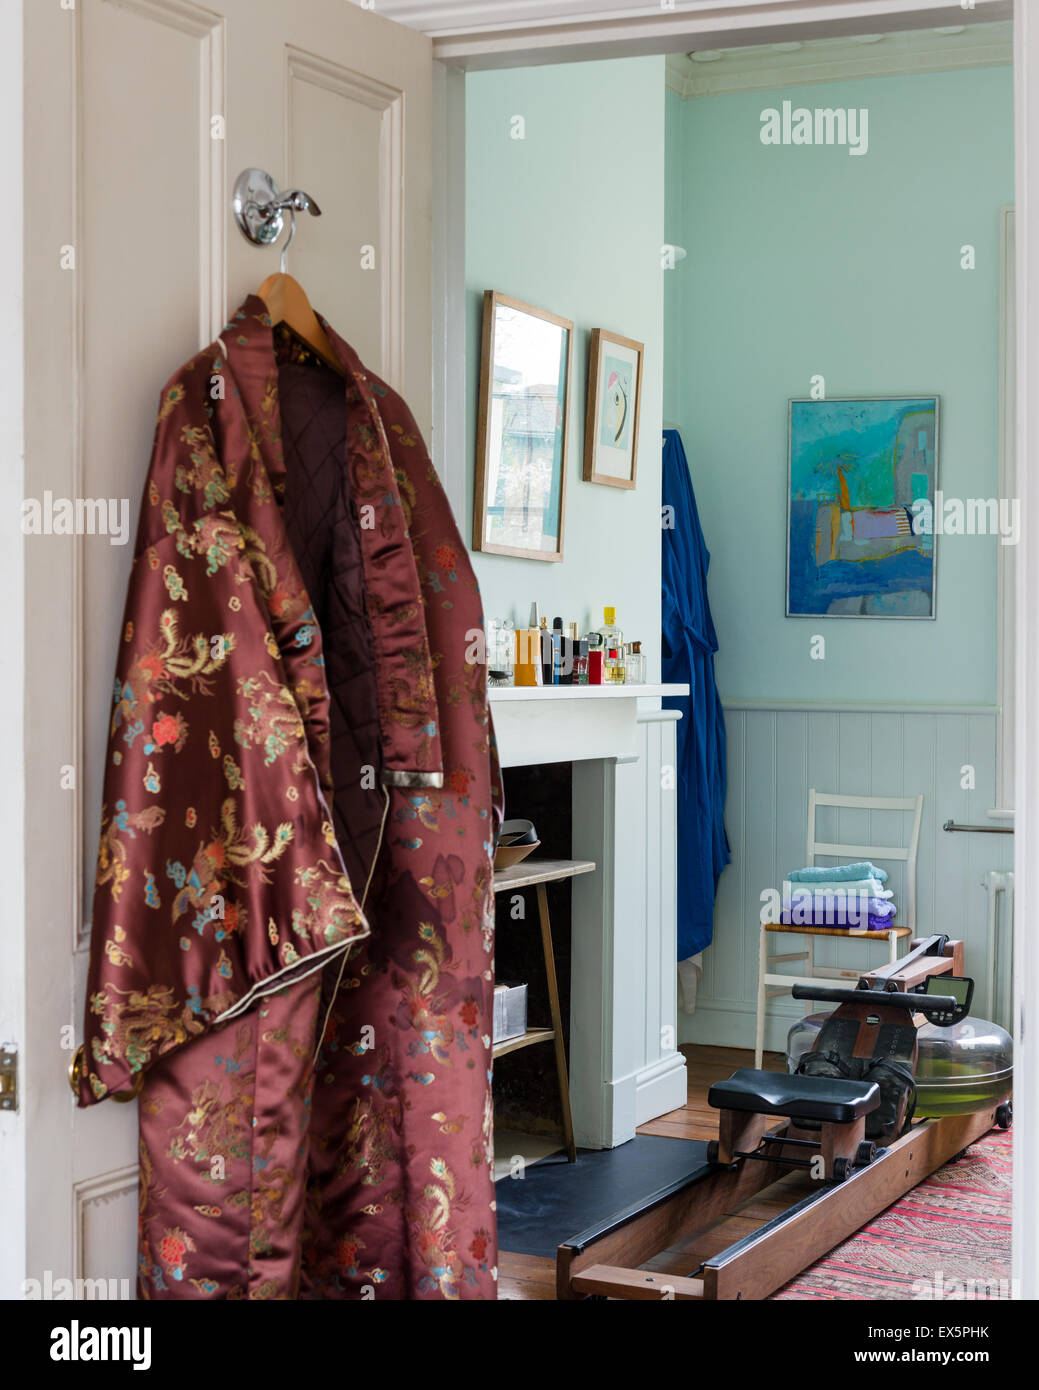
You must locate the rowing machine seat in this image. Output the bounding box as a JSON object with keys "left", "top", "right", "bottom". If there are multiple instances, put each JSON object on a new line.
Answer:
{"left": 708, "top": 1069, "right": 880, "bottom": 1124}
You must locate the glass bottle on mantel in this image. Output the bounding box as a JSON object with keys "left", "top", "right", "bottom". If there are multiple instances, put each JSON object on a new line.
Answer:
{"left": 486, "top": 619, "right": 515, "bottom": 687}
{"left": 575, "top": 638, "right": 590, "bottom": 685}
{"left": 625, "top": 641, "right": 646, "bottom": 685}
{"left": 585, "top": 627, "right": 604, "bottom": 685}
{"left": 599, "top": 606, "right": 625, "bottom": 684}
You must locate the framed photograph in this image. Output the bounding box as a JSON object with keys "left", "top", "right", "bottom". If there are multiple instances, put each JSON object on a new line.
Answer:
{"left": 473, "top": 290, "right": 573, "bottom": 562}
{"left": 786, "top": 395, "right": 939, "bottom": 619}
{"left": 583, "top": 328, "right": 644, "bottom": 489}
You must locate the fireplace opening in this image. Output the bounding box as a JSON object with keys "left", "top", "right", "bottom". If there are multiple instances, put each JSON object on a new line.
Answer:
{"left": 493, "top": 759, "right": 573, "bottom": 1161}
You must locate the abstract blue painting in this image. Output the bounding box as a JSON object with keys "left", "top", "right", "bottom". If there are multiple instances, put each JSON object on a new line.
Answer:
{"left": 786, "top": 396, "right": 939, "bottom": 619}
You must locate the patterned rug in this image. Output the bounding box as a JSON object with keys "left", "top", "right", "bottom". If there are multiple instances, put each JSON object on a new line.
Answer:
{"left": 771, "top": 1128, "right": 1012, "bottom": 1300}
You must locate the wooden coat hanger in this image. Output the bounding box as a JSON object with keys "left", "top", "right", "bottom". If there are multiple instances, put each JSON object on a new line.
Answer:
{"left": 257, "top": 270, "right": 345, "bottom": 377}
{"left": 231, "top": 169, "right": 345, "bottom": 376}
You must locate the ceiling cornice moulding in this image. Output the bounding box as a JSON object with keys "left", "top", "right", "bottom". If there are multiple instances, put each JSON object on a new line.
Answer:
{"left": 357, "top": 0, "right": 1012, "bottom": 56}
{"left": 665, "top": 20, "right": 1012, "bottom": 98}
{"left": 367, "top": 1, "right": 711, "bottom": 28}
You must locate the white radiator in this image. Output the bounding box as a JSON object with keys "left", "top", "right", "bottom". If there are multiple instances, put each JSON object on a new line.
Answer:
{"left": 981, "top": 869, "right": 1014, "bottom": 1031}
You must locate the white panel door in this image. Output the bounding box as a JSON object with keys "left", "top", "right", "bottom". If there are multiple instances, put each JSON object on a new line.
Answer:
{"left": 11, "top": 0, "right": 432, "bottom": 1298}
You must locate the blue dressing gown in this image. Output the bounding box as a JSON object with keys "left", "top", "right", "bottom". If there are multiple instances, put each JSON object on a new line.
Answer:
{"left": 662, "top": 429, "right": 730, "bottom": 959}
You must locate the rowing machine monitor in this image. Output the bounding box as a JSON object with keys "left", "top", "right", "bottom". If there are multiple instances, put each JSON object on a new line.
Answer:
{"left": 920, "top": 974, "right": 974, "bottom": 1026}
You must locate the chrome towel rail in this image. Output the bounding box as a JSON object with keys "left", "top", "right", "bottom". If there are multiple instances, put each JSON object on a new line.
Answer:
{"left": 942, "top": 820, "right": 1013, "bottom": 835}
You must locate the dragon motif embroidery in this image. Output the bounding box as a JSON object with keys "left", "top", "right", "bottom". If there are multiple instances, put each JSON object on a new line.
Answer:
{"left": 290, "top": 861, "right": 365, "bottom": 949}
{"left": 87, "top": 981, "right": 234, "bottom": 1096}
{"left": 167, "top": 1026, "right": 254, "bottom": 1168}
{"left": 173, "top": 423, "right": 231, "bottom": 508}
{"left": 95, "top": 800, "right": 166, "bottom": 903}
{"left": 234, "top": 671, "right": 307, "bottom": 767}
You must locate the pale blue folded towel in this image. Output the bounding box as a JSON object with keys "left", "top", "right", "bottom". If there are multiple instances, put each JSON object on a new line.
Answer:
{"left": 784, "top": 878, "right": 891, "bottom": 898}
{"left": 788, "top": 861, "right": 889, "bottom": 885}
{"left": 783, "top": 887, "right": 893, "bottom": 912}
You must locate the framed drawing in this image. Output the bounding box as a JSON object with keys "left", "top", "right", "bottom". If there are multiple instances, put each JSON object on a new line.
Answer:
{"left": 583, "top": 328, "right": 644, "bottom": 489}
{"left": 473, "top": 290, "right": 573, "bottom": 562}
{"left": 786, "top": 395, "right": 939, "bottom": 619}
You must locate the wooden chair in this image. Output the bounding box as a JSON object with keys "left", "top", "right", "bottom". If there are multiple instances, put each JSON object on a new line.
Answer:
{"left": 753, "top": 789, "right": 924, "bottom": 1067}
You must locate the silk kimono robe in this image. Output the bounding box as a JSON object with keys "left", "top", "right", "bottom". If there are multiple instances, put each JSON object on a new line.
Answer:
{"left": 76, "top": 296, "right": 501, "bottom": 1300}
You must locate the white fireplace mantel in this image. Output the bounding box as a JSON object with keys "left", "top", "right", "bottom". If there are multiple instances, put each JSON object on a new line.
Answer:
{"left": 490, "top": 683, "right": 690, "bottom": 1149}
{"left": 489, "top": 683, "right": 688, "bottom": 769}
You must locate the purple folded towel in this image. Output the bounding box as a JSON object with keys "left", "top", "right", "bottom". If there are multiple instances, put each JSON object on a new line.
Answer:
{"left": 779, "top": 908, "right": 898, "bottom": 931}
{"left": 779, "top": 882, "right": 898, "bottom": 931}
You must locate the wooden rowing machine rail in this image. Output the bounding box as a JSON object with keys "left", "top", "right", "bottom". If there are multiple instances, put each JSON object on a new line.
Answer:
{"left": 557, "top": 936, "right": 1012, "bottom": 1301}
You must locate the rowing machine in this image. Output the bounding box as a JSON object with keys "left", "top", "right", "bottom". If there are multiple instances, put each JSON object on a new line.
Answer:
{"left": 557, "top": 935, "right": 1011, "bottom": 1301}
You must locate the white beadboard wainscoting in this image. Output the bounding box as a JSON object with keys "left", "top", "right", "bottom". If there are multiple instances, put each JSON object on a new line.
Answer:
{"left": 680, "top": 702, "right": 1015, "bottom": 1055}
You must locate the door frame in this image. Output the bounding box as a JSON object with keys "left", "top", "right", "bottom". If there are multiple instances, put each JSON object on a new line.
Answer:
{"left": 0, "top": 0, "right": 26, "bottom": 1303}
{"left": 430, "top": 0, "right": 1035, "bottom": 1301}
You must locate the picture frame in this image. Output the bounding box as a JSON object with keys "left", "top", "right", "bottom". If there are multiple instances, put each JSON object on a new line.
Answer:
{"left": 473, "top": 290, "right": 573, "bottom": 562}
{"left": 583, "top": 327, "right": 644, "bottom": 490}
{"left": 786, "top": 395, "right": 940, "bottom": 620}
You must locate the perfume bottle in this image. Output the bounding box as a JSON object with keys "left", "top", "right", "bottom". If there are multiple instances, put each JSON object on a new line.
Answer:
{"left": 486, "top": 619, "right": 515, "bottom": 687}
{"left": 539, "top": 617, "right": 555, "bottom": 685}
{"left": 599, "top": 607, "right": 625, "bottom": 684}
{"left": 560, "top": 621, "right": 579, "bottom": 685}
{"left": 598, "top": 606, "right": 623, "bottom": 652}
{"left": 586, "top": 629, "right": 604, "bottom": 685}
{"left": 514, "top": 625, "right": 541, "bottom": 686}
{"left": 625, "top": 641, "right": 646, "bottom": 685}
{"left": 552, "top": 616, "right": 564, "bottom": 684}
{"left": 575, "top": 638, "right": 589, "bottom": 685}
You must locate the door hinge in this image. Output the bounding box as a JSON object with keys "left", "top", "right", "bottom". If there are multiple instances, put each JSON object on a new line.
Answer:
{"left": 0, "top": 1044, "right": 17, "bottom": 1111}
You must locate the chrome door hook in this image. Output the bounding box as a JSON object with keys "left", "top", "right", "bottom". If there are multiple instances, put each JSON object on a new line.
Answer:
{"left": 232, "top": 168, "right": 322, "bottom": 262}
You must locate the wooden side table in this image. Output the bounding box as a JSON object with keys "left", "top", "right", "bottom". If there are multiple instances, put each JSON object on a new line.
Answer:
{"left": 492, "top": 858, "right": 596, "bottom": 1164}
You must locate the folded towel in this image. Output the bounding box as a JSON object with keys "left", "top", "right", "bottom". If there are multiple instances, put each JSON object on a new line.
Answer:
{"left": 788, "top": 861, "right": 889, "bottom": 885}
{"left": 780, "top": 910, "right": 899, "bottom": 932}
{"left": 783, "top": 880, "right": 892, "bottom": 901}
{"left": 780, "top": 891, "right": 897, "bottom": 927}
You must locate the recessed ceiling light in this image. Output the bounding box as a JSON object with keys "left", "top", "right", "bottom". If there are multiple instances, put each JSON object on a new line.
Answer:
{"left": 934, "top": 27, "right": 967, "bottom": 36}
{"left": 690, "top": 50, "right": 724, "bottom": 63}
{"left": 771, "top": 42, "right": 803, "bottom": 53}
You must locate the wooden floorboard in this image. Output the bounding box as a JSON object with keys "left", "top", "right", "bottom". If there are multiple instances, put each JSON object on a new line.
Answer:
{"left": 497, "top": 1043, "right": 784, "bottom": 1300}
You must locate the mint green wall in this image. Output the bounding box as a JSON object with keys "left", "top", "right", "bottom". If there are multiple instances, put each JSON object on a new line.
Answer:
{"left": 466, "top": 59, "right": 665, "bottom": 667}
{"left": 665, "top": 67, "right": 1014, "bottom": 704}
{"left": 664, "top": 86, "right": 687, "bottom": 424}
